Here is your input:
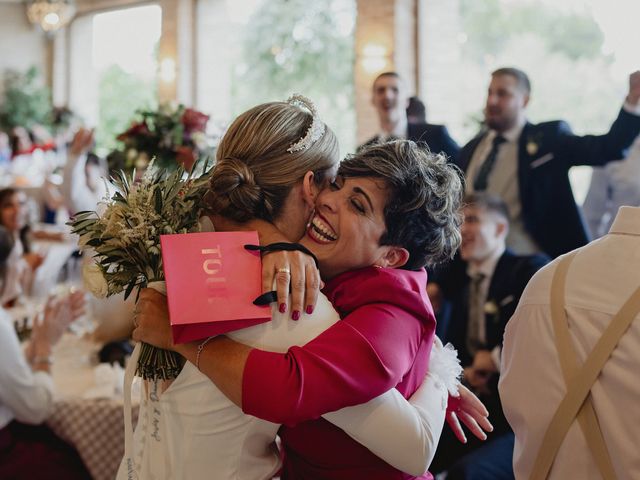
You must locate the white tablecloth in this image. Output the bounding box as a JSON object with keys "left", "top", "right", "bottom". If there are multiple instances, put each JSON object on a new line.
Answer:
{"left": 48, "top": 334, "right": 138, "bottom": 480}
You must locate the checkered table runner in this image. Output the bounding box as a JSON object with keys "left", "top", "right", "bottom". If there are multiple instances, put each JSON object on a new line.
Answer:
{"left": 47, "top": 398, "right": 139, "bottom": 480}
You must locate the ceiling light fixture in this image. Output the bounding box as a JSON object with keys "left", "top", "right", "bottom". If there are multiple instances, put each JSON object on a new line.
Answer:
{"left": 26, "top": 0, "right": 76, "bottom": 33}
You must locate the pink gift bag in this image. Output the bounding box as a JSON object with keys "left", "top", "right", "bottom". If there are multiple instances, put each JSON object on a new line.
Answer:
{"left": 160, "top": 231, "right": 271, "bottom": 344}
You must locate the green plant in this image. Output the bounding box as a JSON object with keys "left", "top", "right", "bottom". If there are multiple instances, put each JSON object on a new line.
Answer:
{"left": 0, "top": 67, "right": 52, "bottom": 131}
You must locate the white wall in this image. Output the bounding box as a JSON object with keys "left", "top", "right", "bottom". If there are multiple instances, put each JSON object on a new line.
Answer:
{"left": 0, "top": 3, "right": 47, "bottom": 96}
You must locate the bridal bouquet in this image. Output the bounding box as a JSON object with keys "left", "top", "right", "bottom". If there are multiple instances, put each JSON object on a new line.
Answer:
{"left": 108, "top": 104, "right": 215, "bottom": 175}
{"left": 68, "top": 164, "right": 213, "bottom": 379}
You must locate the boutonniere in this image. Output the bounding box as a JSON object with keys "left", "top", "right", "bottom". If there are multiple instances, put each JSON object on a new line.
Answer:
{"left": 484, "top": 300, "right": 499, "bottom": 315}
{"left": 525, "top": 132, "right": 544, "bottom": 156}
{"left": 484, "top": 300, "right": 500, "bottom": 323}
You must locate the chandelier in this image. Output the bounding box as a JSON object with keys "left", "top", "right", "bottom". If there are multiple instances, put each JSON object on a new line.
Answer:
{"left": 26, "top": 0, "right": 76, "bottom": 33}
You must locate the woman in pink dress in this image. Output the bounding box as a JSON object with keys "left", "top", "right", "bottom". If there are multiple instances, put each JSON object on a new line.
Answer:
{"left": 135, "top": 139, "right": 473, "bottom": 479}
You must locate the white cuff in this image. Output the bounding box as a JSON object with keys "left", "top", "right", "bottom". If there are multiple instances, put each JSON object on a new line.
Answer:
{"left": 429, "top": 338, "right": 462, "bottom": 395}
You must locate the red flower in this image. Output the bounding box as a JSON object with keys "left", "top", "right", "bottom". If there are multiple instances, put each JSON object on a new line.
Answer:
{"left": 181, "top": 108, "right": 209, "bottom": 134}
{"left": 175, "top": 145, "right": 196, "bottom": 171}
{"left": 117, "top": 121, "right": 150, "bottom": 141}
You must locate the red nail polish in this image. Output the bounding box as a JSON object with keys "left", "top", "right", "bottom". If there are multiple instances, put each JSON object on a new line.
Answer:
{"left": 279, "top": 303, "right": 287, "bottom": 313}
{"left": 305, "top": 305, "right": 314, "bottom": 315}
{"left": 292, "top": 310, "right": 300, "bottom": 321}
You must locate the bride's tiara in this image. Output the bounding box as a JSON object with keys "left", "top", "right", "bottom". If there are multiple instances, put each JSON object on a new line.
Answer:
{"left": 286, "top": 94, "right": 326, "bottom": 153}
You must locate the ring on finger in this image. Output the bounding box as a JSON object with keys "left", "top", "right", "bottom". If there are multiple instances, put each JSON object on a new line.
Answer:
{"left": 277, "top": 267, "right": 291, "bottom": 274}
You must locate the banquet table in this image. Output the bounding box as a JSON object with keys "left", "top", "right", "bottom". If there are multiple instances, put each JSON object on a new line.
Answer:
{"left": 46, "top": 333, "right": 139, "bottom": 480}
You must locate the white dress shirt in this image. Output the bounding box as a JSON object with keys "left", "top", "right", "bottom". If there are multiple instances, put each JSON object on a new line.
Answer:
{"left": 376, "top": 115, "right": 408, "bottom": 141}
{"left": 499, "top": 206, "right": 640, "bottom": 479}
{"left": 466, "top": 117, "right": 541, "bottom": 255}
{"left": 0, "top": 309, "right": 55, "bottom": 429}
{"left": 467, "top": 245, "right": 505, "bottom": 370}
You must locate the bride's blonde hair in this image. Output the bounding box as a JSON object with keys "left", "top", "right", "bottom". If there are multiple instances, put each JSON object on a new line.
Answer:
{"left": 206, "top": 101, "right": 338, "bottom": 223}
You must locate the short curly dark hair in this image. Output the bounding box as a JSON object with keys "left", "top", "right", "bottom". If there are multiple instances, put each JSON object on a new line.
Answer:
{"left": 338, "top": 140, "right": 464, "bottom": 270}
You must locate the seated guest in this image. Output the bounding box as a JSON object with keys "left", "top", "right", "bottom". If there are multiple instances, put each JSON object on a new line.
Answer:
{"left": 500, "top": 206, "right": 640, "bottom": 479}
{"left": 0, "top": 225, "right": 90, "bottom": 479}
{"left": 430, "top": 193, "right": 548, "bottom": 479}
{"left": 0, "top": 188, "right": 44, "bottom": 306}
{"left": 9, "top": 127, "right": 34, "bottom": 159}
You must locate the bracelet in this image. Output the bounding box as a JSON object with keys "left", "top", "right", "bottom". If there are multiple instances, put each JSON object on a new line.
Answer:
{"left": 32, "top": 355, "right": 54, "bottom": 366}
{"left": 195, "top": 336, "right": 215, "bottom": 370}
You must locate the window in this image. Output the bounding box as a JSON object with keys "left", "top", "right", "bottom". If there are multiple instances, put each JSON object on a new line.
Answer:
{"left": 197, "top": 0, "right": 357, "bottom": 152}
{"left": 419, "top": 0, "right": 639, "bottom": 203}
{"left": 69, "top": 4, "right": 162, "bottom": 154}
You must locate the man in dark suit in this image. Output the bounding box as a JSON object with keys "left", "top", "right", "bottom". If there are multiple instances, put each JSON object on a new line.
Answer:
{"left": 430, "top": 192, "right": 549, "bottom": 480}
{"left": 358, "top": 72, "right": 460, "bottom": 159}
{"left": 457, "top": 67, "right": 640, "bottom": 258}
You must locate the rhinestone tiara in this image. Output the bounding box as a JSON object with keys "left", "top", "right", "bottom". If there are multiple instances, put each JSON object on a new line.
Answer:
{"left": 286, "top": 94, "right": 326, "bottom": 153}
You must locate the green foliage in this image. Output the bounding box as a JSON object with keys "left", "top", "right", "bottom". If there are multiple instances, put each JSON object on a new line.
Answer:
{"left": 96, "top": 64, "right": 157, "bottom": 154}
{"left": 450, "top": 0, "right": 621, "bottom": 141}
{"left": 0, "top": 67, "right": 52, "bottom": 131}
{"left": 233, "top": 0, "right": 356, "bottom": 152}
{"left": 459, "top": 0, "right": 606, "bottom": 62}
{"left": 68, "top": 163, "right": 213, "bottom": 380}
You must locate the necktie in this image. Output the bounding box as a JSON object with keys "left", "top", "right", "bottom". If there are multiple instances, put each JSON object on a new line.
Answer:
{"left": 473, "top": 135, "right": 506, "bottom": 191}
{"left": 466, "top": 273, "right": 486, "bottom": 356}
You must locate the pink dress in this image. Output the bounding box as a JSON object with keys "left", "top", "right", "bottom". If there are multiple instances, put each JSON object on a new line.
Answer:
{"left": 242, "top": 266, "right": 436, "bottom": 479}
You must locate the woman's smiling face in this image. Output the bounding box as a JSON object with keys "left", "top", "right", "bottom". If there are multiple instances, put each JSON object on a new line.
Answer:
{"left": 301, "top": 175, "right": 401, "bottom": 280}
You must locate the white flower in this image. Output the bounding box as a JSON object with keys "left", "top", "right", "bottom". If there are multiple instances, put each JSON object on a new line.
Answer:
{"left": 526, "top": 141, "right": 539, "bottom": 156}
{"left": 484, "top": 300, "right": 499, "bottom": 315}
{"left": 135, "top": 152, "right": 150, "bottom": 170}
{"left": 191, "top": 131, "right": 208, "bottom": 150}
{"left": 83, "top": 263, "right": 109, "bottom": 299}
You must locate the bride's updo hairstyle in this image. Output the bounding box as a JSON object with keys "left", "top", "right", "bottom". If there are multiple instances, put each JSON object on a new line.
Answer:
{"left": 206, "top": 96, "right": 338, "bottom": 223}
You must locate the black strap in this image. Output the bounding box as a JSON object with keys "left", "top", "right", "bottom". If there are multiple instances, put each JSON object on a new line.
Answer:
{"left": 253, "top": 291, "right": 278, "bottom": 306}
{"left": 245, "top": 242, "right": 319, "bottom": 305}
{"left": 244, "top": 242, "right": 319, "bottom": 268}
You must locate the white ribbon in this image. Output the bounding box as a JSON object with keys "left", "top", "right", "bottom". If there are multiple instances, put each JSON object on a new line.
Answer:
{"left": 122, "top": 281, "right": 167, "bottom": 480}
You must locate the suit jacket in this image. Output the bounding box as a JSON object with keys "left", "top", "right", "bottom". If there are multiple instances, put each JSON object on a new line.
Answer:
{"left": 359, "top": 122, "right": 460, "bottom": 159}
{"left": 436, "top": 250, "right": 548, "bottom": 434}
{"left": 456, "top": 108, "right": 640, "bottom": 258}
{"left": 437, "top": 250, "right": 549, "bottom": 368}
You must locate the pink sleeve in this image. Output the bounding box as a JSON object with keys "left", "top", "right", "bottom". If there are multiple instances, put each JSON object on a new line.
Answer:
{"left": 242, "top": 302, "right": 426, "bottom": 425}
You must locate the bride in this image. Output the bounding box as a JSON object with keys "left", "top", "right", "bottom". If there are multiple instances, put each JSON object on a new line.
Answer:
{"left": 125, "top": 96, "right": 490, "bottom": 479}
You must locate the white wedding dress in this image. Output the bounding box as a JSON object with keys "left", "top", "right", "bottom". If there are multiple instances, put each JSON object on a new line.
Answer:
{"left": 117, "top": 288, "right": 456, "bottom": 480}
{"left": 117, "top": 218, "right": 458, "bottom": 479}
